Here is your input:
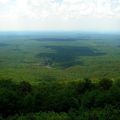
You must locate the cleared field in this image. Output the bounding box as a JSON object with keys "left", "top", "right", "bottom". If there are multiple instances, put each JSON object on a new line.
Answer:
{"left": 0, "top": 32, "right": 120, "bottom": 83}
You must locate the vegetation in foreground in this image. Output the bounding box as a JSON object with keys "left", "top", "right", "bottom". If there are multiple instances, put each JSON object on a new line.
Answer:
{"left": 0, "top": 78, "right": 120, "bottom": 120}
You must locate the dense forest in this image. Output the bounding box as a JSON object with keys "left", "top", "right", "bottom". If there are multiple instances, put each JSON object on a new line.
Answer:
{"left": 0, "top": 78, "right": 120, "bottom": 120}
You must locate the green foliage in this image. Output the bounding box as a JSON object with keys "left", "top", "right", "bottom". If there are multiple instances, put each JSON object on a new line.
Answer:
{"left": 6, "top": 112, "right": 71, "bottom": 120}
{"left": 76, "top": 78, "right": 94, "bottom": 94}
{"left": 0, "top": 88, "right": 19, "bottom": 117}
{"left": 99, "top": 78, "right": 113, "bottom": 90}
{"left": 0, "top": 79, "right": 16, "bottom": 90}
{"left": 114, "top": 79, "right": 120, "bottom": 87}
{"left": 99, "top": 105, "right": 120, "bottom": 120}
{"left": 18, "top": 81, "right": 32, "bottom": 95}
{"left": 0, "top": 79, "right": 120, "bottom": 120}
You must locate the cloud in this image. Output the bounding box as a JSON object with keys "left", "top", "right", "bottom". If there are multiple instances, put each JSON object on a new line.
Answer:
{"left": 58, "top": 0, "right": 120, "bottom": 19}
{"left": 0, "top": 0, "right": 120, "bottom": 31}
{"left": 0, "top": 0, "right": 120, "bottom": 20}
{"left": 0, "top": 0, "right": 10, "bottom": 4}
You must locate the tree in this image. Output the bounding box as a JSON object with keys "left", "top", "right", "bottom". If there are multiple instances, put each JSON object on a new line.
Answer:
{"left": 0, "top": 88, "right": 19, "bottom": 117}
{"left": 99, "top": 78, "right": 113, "bottom": 90}
{"left": 77, "top": 78, "right": 93, "bottom": 94}
{"left": 18, "top": 81, "right": 32, "bottom": 95}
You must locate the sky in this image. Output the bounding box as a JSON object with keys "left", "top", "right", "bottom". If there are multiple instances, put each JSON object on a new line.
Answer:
{"left": 0, "top": 0, "right": 120, "bottom": 32}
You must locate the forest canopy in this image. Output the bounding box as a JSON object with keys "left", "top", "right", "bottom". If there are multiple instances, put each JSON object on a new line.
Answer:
{"left": 0, "top": 78, "right": 120, "bottom": 120}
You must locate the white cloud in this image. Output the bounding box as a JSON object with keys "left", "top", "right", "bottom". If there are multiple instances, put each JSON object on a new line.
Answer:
{"left": 0, "top": 0, "right": 120, "bottom": 31}
{"left": 0, "top": 0, "right": 120, "bottom": 19}
{"left": 0, "top": 0, "right": 10, "bottom": 4}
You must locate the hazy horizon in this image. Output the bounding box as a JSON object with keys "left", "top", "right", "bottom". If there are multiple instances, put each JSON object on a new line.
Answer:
{"left": 0, "top": 29, "right": 120, "bottom": 33}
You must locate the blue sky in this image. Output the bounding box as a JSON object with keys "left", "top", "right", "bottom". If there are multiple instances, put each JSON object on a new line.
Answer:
{"left": 0, "top": 0, "right": 120, "bottom": 32}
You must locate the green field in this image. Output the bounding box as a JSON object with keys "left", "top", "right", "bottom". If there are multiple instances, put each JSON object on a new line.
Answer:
{"left": 0, "top": 32, "right": 120, "bottom": 83}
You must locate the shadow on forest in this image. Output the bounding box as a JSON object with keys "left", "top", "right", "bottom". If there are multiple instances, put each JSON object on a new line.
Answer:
{"left": 0, "top": 43, "right": 9, "bottom": 47}
{"left": 36, "top": 46, "right": 106, "bottom": 68}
